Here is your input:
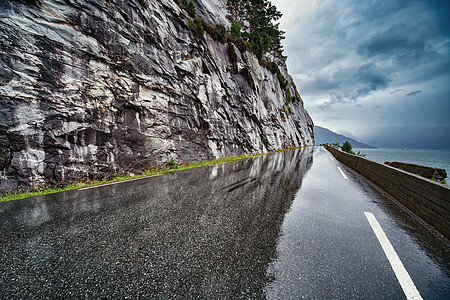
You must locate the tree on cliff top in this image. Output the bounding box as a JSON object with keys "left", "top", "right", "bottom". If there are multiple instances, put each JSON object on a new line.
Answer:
{"left": 226, "top": 0, "right": 285, "bottom": 63}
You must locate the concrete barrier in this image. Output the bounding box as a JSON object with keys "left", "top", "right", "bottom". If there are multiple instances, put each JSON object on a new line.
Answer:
{"left": 324, "top": 145, "right": 450, "bottom": 239}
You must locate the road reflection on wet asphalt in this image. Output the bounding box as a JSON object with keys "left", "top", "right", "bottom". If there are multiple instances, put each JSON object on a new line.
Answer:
{"left": 1, "top": 147, "right": 313, "bottom": 298}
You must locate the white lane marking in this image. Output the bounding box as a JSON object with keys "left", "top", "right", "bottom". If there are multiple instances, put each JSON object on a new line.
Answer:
{"left": 364, "top": 212, "right": 423, "bottom": 300}
{"left": 329, "top": 156, "right": 335, "bottom": 161}
{"left": 337, "top": 167, "right": 348, "bottom": 180}
{"left": 79, "top": 174, "right": 162, "bottom": 191}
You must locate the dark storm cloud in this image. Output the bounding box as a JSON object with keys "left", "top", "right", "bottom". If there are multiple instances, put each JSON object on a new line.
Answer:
{"left": 406, "top": 90, "right": 423, "bottom": 96}
{"left": 355, "top": 63, "right": 392, "bottom": 93}
{"left": 279, "top": 0, "right": 449, "bottom": 104}
{"left": 357, "top": 27, "right": 434, "bottom": 66}
{"left": 427, "top": 0, "right": 450, "bottom": 35}
{"left": 315, "top": 63, "right": 392, "bottom": 104}
{"left": 390, "top": 89, "right": 404, "bottom": 95}
{"left": 274, "top": 0, "right": 450, "bottom": 136}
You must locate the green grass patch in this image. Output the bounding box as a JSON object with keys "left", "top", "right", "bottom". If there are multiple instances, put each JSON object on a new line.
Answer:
{"left": 0, "top": 151, "right": 281, "bottom": 203}
{"left": 0, "top": 184, "right": 81, "bottom": 203}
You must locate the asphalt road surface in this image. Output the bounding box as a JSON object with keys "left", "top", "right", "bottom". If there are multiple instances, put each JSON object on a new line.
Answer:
{"left": 1, "top": 146, "right": 449, "bottom": 299}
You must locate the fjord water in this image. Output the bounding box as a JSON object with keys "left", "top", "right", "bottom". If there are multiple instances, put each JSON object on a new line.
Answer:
{"left": 354, "top": 148, "right": 450, "bottom": 179}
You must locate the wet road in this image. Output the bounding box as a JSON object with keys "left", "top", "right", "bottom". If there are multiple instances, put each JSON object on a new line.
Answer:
{"left": 1, "top": 146, "right": 449, "bottom": 299}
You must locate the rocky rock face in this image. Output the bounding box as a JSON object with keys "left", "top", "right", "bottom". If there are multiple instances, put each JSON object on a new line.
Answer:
{"left": 0, "top": 0, "right": 314, "bottom": 192}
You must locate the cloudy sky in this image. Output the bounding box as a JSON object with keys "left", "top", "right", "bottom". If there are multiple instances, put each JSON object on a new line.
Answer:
{"left": 272, "top": 0, "right": 450, "bottom": 142}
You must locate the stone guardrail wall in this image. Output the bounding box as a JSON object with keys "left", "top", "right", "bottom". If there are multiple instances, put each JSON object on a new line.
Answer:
{"left": 324, "top": 145, "right": 450, "bottom": 239}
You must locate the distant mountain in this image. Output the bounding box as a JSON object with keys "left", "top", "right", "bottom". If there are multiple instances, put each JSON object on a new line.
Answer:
{"left": 314, "top": 126, "right": 376, "bottom": 148}
{"left": 361, "top": 126, "right": 450, "bottom": 149}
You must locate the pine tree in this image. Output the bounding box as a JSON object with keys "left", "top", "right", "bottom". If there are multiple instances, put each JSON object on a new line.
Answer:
{"left": 230, "top": 19, "right": 242, "bottom": 37}
{"left": 269, "top": 24, "right": 286, "bottom": 62}
{"left": 226, "top": 0, "right": 249, "bottom": 23}
{"left": 226, "top": 0, "right": 285, "bottom": 63}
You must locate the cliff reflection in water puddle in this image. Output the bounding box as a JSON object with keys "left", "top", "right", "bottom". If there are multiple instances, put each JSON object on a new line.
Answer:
{"left": 0, "top": 148, "right": 313, "bottom": 298}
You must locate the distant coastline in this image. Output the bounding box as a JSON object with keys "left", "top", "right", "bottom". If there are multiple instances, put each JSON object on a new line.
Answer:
{"left": 314, "top": 126, "right": 376, "bottom": 149}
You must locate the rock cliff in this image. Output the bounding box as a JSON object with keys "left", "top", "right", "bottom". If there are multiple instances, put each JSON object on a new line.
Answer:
{"left": 0, "top": 0, "right": 314, "bottom": 192}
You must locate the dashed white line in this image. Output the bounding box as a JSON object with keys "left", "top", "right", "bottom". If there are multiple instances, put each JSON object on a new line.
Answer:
{"left": 364, "top": 212, "right": 423, "bottom": 300}
{"left": 337, "top": 167, "right": 348, "bottom": 180}
{"left": 329, "top": 156, "right": 335, "bottom": 161}
{"left": 79, "top": 174, "right": 162, "bottom": 191}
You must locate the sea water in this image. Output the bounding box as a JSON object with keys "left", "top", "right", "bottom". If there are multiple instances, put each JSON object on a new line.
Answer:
{"left": 353, "top": 148, "right": 450, "bottom": 182}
